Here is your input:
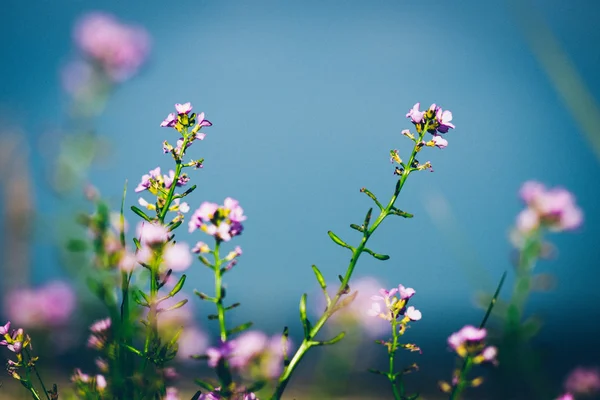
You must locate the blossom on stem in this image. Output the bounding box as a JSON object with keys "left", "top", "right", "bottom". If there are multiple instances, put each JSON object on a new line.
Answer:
{"left": 447, "top": 325, "right": 496, "bottom": 364}
{"left": 516, "top": 181, "right": 583, "bottom": 233}
{"left": 564, "top": 367, "right": 600, "bottom": 396}
{"left": 368, "top": 284, "right": 421, "bottom": 326}
{"left": 188, "top": 198, "right": 246, "bottom": 242}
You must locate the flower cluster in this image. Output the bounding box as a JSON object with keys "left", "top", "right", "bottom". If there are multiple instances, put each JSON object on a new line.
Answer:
{"left": 516, "top": 181, "right": 583, "bottom": 234}
{"left": 160, "top": 102, "right": 212, "bottom": 163}
{"left": 72, "top": 368, "right": 107, "bottom": 396}
{"left": 368, "top": 285, "right": 422, "bottom": 326}
{"left": 73, "top": 12, "right": 150, "bottom": 82}
{"left": 447, "top": 325, "right": 497, "bottom": 363}
{"left": 189, "top": 198, "right": 247, "bottom": 242}
{"left": 4, "top": 281, "right": 76, "bottom": 329}
{"left": 129, "top": 221, "right": 193, "bottom": 273}
{"left": 87, "top": 318, "right": 112, "bottom": 350}
{"left": 198, "top": 387, "right": 258, "bottom": 400}
{"left": 563, "top": 366, "right": 600, "bottom": 397}
{"left": 1, "top": 322, "right": 32, "bottom": 378}
{"left": 135, "top": 167, "right": 190, "bottom": 212}
{"left": 205, "top": 331, "right": 287, "bottom": 380}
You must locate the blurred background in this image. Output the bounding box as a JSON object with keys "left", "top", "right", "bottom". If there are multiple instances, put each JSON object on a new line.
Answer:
{"left": 1, "top": 0, "right": 599, "bottom": 398}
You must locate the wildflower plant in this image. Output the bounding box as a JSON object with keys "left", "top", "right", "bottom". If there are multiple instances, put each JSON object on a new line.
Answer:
{"left": 2, "top": 97, "right": 588, "bottom": 400}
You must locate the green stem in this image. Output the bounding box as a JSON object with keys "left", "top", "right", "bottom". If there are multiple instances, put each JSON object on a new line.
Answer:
{"left": 24, "top": 349, "right": 48, "bottom": 400}
{"left": 388, "top": 318, "right": 402, "bottom": 400}
{"left": 449, "top": 357, "right": 473, "bottom": 400}
{"left": 213, "top": 242, "right": 228, "bottom": 342}
{"left": 270, "top": 125, "right": 429, "bottom": 400}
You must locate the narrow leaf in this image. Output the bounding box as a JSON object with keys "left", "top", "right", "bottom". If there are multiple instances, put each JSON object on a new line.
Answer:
{"left": 163, "top": 299, "right": 188, "bottom": 312}
{"left": 207, "top": 314, "right": 219, "bottom": 320}
{"left": 360, "top": 187, "right": 383, "bottom": 210}
{"left": 194, "top": 290, "right": 215, "bottom": 302}
{"left": 368, "top": 368, "right": 387, "bottom": 376}
{"left": 480, "top": 270, "right": 508, "bottom": 329}
{"left": 168, "top": 220, "right": 182, "bottom": 232}
{"left": 179, "top": 184, "right": 197, "bottom": 198}
{"left": 349, "top": 223, "right": 364, "bottom": 232}
{"left": 227, "top": 321, "right": 253, "bottom": 335}
{"left": 168, "top": 274, "right": 186, "bottom": 297}
{"left": 363, "top": 248, "right": 390, "bottom": 260}
{"left": 311, "top": 265, "right": 327, "bottom": 291}
{"left": 194, "top": 380, "right": 215, "bottom": 392}
{"left": 312, "top": 331, "right": 345, "bottom": 346}
{"left": 299, "top": 293, "right": 310, "bottom": 338}
{"left": 363, "top": 207, "right": 373, "bottom": 228}
{"left": 225, "top": 302, "right": 241, "bottom": 311}
{"left": 130, "top": 206, "right": 153, "bottom": 222}
{"left": 327, "top": 230, "right": 351, "bottom": 249}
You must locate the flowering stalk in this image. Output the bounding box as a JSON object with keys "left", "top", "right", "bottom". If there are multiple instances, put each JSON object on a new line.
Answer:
{"left": 271, "top": 103, "right": 454, "bottom": 399}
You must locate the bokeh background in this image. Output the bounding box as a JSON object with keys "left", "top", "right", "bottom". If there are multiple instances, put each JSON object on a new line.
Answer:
{"left": 1, "top": 0, "right": 599, "bottom": 399}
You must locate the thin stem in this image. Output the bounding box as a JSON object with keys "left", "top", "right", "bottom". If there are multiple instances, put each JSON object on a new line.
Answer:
{"left": 213, "top": 242, "right": 228, "bottom": 342}
{"left": 24, "top": 349, "right": 48, "bottom": 400}
{"left": 270, "top": 125, "right": 429, "bottom": 400}
{"left": 388, "top": 318, "right": 402, "bottom": 400}
{"left": 449, "top": 357, "right": 473, "bottom": 400}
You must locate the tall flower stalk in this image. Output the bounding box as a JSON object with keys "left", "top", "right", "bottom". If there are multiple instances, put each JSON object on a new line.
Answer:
{"left": 270, "top": 102, "right": 455, "bottom": 399}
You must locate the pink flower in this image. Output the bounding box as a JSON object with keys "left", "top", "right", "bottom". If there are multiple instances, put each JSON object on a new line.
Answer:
{"left": 516, "top": 182, "right": 583, "bottom": 233}
{"left": 175, "top": 102, "right": 193, "bottom": 115}
{"left": 188, "top": 199, "right": 246, "bottom": 241}
{"left": 136, "top": 222, "right": 169, "bottom": 245}
{"left": 206, "top": 341, "right": 235, "bottom": 368}
{"left": 176, "top": 326, "right": 209, "bottom": 362}
{"left": 164, "top": 387, "right": 181, "bottom": 400}
{"left": 196, "top": 112, "right": 213, "bottom": 127}
{"left": 398, "top": 285, "right": 416, "bottom": 300}
{"left": 564, "top": 367, "right": 600, "bottom": 395}
{"left": 96, "top": 375, "right": 107, "bottom": 391}
{"left": 406, "top": 103, "right": 424, "bottom": 124}
{"left": 448, "top": 325, "right": 486, "bottom": 350}
{"left": 160, "top": 113, "right": 177, "bottom": 128}
{"left": 431, "top": 135, "right": 448, "bottom": 148}
{"left": 90, "top": 318, "right": 111, "bottom": 334}
{"left": 482, "top": 346, "right": 497, "bottom": 362}
{"left": 555, "top": 394, "right": 574, "bottom": 400}
{"left": 435, "top": 107, "right": 455, "bottom": 133}
{"left": 74, "top": 12, "right": 150, "bottom": 82}
{"left": 163, "top": 243, "right": 192, "bottom": 272}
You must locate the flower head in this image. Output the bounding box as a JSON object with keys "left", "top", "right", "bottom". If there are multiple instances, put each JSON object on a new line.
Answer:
{"left": 564, "top": 367, "right": 600, "bottom": 396}
{"left": 175, "top": 102, "right": 193, "bottom": 115}
{"left": 189, "top": 198, "right": 246, "bottom": 242}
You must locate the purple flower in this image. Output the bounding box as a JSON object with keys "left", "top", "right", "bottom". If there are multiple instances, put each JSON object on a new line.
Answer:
{"left": 556, "top": 394, "right": 574, "bottom": 400}
{"left": 176, "top": 326, "right": 209, "bottom": 362}
{"left": 192, "top": 241, "right": 210, "bottom": 253}
{"left": 175, "top": 102, "right": 193, "bottom": 115}
{"left": 160, "top": 113, "right": 177, "bottom": 128}
{"left": 481, "top": 346, "right": 497, "bottom": 362}
{"left": 406, "top": 103, "right": 424, "bottom": 124}
{"left": 398, "top": 284, "right": 415, "bottom": 300}
{"left": 7, "top": 340, "right": 22, "bottom": 353}
{"left": 189, "top": 199, "right": 246, "bottom": 241}
{"left": 435, "top": 107, "right": 455, "bottom": 133}
{"left": 206, "top": 341, "right": 235, "bottom": 368}
{"left": 90, "top": 318, "right": 111, "bottom": 334}
{"left": 0, "top": 321, "right": 10, "bottom": 336}
{"left": 135, "top": 167, "right": 161, "bottom": 193}
{"left": 197, "top": 112, "right": 213, "bottom": 127}
{"left": 164, "top": 387, "right": 181, "bottom": 400}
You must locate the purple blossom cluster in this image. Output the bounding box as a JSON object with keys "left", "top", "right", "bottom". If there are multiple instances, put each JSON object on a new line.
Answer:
{"left": 160, "top": 102, "right": 212, "bottom": 161}
{"left": 368, "top": 284, "right": 422, "bottom": 324}
{"left": 205, "top": 331, "right": 287, "bottom": 380}
{"left": 516, "top": 181, "right": 583, "bottom": 233}
{"left": 3, "top": 281, "right": 76, "bottom": 329}
{"left": 405, "top": 102, "right": 454, "bottom": 148}
{"left": 197, "top": 388, "right": 258, "bottom": 400}
{"left": 73, "top": 12, "right": 150, "bottom": 82}
{"left": 447, "top": 325, "right": 497, "bottom": 364}
{"left": 189, "top": 198, "right": 247, "bottom": 242}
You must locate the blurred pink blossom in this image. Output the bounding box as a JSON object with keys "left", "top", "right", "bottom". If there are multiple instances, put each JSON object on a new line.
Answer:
{"left": 5, "top": 281, "right": 76, "bottom": 328}
{"left": 74, "top": 12, "right": 150, "bottom": 82}
{"left": 564, "top": 367, "right": 600, "bottom": 396}
{"left": 176, "top": 326, "right": 209, "bottom": 362}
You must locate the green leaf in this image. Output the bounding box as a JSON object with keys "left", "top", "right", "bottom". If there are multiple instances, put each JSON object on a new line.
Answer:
{"left": 163, "top": 299, "right": 188, "bottom": 312}
{"left": 327, "top": 231, "right": 352, "bottom": 249}
{"left": 168, "top": 275, "right": 186, "bottom": 297}
{"left": 132, "top": 290, "right": 149, "bottom": 307}
{"left": 198, "top": 256, "right": 213, "bottom": 268}
{"left": 214, "top": 358, "right": 233, "bottom": 387}
{"left": 193, "top": 380, "right": 215, "bottom": 392}
{"left": 122, "top": 344, "right": 144, "bottom": 357}
{"left": 168, "top": 220, "right": 182, "bottom": 232}
{"left": 282, "top": 326, "right": 290, "bottom": 362}
{"left": 349, "top": 223, "right": 364, "bottom": 232}
{"left": 227, "top": 321, "right": 253, "bottom": 336}
{"left": 388, "top": 207, "right": 414, "bottom": 218}
{"left": 130, "top": 206, "right": 153, "bottom": 222}
{"left": 520, "top": 315, "right": 543, "bottom": 339}
{"left": 363, "top": 248, "right": 390, "bottom": 260}
{"left": 311, "top": 331, "right": 345, "bottom": 346}
{"left": 224, "top": 302, "right": 241, "bottom": 311}
{"left": 480, "top": 271, "right": 508, "bottom": 329}
{"left": 66, "top": 239, "right": 88, "bottom": 252}
{"left": 360, "top": 187, "right": 383, "bottom": 210}
{"left": 132, "top": 237, "right": 141, "bottom": 250}
{"left": 311, "top": 265, "right": 327, "bottom": 291}
{"left": 363, "top": 207, "right": 373, "bottom": 228}
{"left": 330, "top": 290, "right": 358, "bottom": 315}
{"left": 299, "top": 293, "right": 311, "bottom": 338}
{"left": 194, "top": 290, "right": 215, "bottom": 302}
{"left": 368, "top": 368, "right": 386, "bottom": 376}
{"left": 179, "top": 184, "right": 197, "bottom": 198}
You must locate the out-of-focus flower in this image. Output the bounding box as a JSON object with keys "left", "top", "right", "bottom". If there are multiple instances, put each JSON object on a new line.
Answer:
{"left": 555, "top": 393, "right": 574, "bottom": 400}
{"left": 564, "top": 367, "right": 600, "bottom": 396}
{"left": 447, "top": 325, "right": 496, "bottom": 364}
{"left": 162, "top": 242, "right": 192, "bottom": 272}
{"left": 164, "top": 387, "right": 180, "bottom": 400}
{"left": 176, "top": 326, "right": 209, "bottom": 362}
{"left": 368, "top": 283, "right": 421, "bottom": 326}
{"left": 516, "top": 182, "right": 583, "bottom": 234}
{"left": 136, "top": 221, "right": 169, "bottom": 246}
{"left": 206, "top": 341, "right": 235, "bottom": 368}
{"left": 74, "top": 12, "right": 150, "bottom": 82}
{"left": 87, "top": 318, "right": 111, "bottom": 350}
{"left": 4, "top": 281, "right": 76, "bottom": 328}
{"left": 189, "top": 198, "right": 246, "bottom": 242}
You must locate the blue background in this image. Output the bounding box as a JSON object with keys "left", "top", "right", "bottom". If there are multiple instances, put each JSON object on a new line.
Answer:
{"left": 1, "top": 0, "right": 599, "bottom": 397}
